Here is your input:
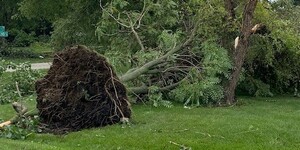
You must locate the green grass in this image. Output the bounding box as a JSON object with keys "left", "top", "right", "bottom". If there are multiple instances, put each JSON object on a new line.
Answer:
{"left": 1, "top": 42, "right": 54, "bottom": 63}
{"left": 0, "top": 96, "right": 300, "bottom": 149}
{"left": 2, "top": 57, "right": 53, "bottom": 64}
{"left": 11, "top": 42, "right": 54, "bottom": 55}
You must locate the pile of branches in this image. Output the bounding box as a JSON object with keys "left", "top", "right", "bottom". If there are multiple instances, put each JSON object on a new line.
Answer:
{"left": 119, "top": 25, "right": 201, "bottom": 96}
{"left": 35, "top": 45, "right": 131, "bottom": 133}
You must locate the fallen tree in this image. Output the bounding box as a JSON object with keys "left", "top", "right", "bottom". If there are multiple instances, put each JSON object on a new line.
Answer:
{"left": 0, "top": 0, "right": 274, "bottom": 133}
{"left": 1, "top": 37, "right": 199, "bottom": 132}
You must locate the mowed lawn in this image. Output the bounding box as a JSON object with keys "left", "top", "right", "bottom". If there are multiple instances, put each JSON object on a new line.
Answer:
{"left": 0, "top": 96, "right": 300, "bottom": 150}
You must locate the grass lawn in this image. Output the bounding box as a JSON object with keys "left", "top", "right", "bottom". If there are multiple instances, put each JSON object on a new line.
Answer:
{"left": 0, "top": 96, "right": 300, "bottom": 149}
{"left": 1, "top": 42, "right": 54, "bottom": 64}
{"left": 2, "top": 57, "right": 53, "bottom": 64}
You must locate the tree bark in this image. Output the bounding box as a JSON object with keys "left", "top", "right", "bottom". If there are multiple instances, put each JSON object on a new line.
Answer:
{"left": 224, "top": 0, "right": 258, "bottom": 105}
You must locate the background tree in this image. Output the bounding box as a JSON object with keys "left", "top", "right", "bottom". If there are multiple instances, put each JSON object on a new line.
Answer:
{"left": 239, "top": 0, "right": 300, "bottom": 97}
{"left": 222, "top": 0, "right": 259, "bottom": 104}
{"left": 0, "top": 0, "right": 52, "bottom": 47}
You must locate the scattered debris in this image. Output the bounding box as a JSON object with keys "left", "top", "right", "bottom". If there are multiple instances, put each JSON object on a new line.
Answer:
{"left": 169, "top": 141, "right": 192, "bottom": 150}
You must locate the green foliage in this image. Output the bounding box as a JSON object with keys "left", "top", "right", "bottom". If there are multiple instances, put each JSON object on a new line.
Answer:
{"left": 0, "top": 0, "right": 53, "bottom": 48}
{"left": 0, "top": 116, "right": 39, "bottom": 140}
{"left": 148, "top": 86, "right": 173, "bottom": 108}
{"left": 171, "top": 41, "right": 231, "bottom": 106}
{"left": 1, "top": 124, "right": 29, "bottom": 140}
{"left": 172, "top": 76, "right": 224, "bottom": 106}
{"left": 41, "top": 0, "right": 101, "bottom": 49}
{"left": 237, "top": 2, "right": 300, "bottom": 96}
{"left": 200, "top": 40, "right": 232, "bottom": 77}
{"left": 8, "top": 29, "right": 36, "bottom": 47}
{"left": 8, "top": 63, "right": 42, "bottom": 95}
{"left": 134, "top": 50, "right": 163, "bottom": 65}
{"left": 9, "top": 0, "right": 300, "bottom": 101}
{"left": 98, "top": 1, "right": 231, "bottom": 106}
{"left": 238, "top": 76, "right": 274, "bottom": 97}
{"left": 51, "top": 16, "right": 99, "bottom": 50}
{"left": 0, "top": 59, "right": 8, "bottom": 76}
{"left": 0, "top": 90, "right": 17, "bottom": 104}
{"left": 96, "top": 0, "right": 183, "bottom": 55}
{"left": 158, "top": 30, "right": 183, "bottom": 51}
{"left": 104, "top": 51, "right": 132, "bottom": 74}
{"left": 18, "top": 0, "right": 68, "bottom": 21}
{"left": 0, "top": 61, "right": 43, "bottom": 104}
{"left": 0, "top": 60, "right": 13, "bottom": 104}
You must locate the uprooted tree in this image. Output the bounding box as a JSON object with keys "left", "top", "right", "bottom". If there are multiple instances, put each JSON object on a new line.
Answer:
{"left": 97, "top": 0, "right": 232, "bottom": 107}
{"left": 16, "top": 0, "right": 299, "bottom": 106}
{"left": 2, "top": 0, "right": 300, "bottom": 133}
{"left": 98, "top": 0, "right": 261, "bottom": 105}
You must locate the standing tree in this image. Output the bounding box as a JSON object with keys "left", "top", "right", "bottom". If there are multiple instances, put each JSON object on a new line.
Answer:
{"left": 223, "top": 0, "right": 259, "bottom": 104}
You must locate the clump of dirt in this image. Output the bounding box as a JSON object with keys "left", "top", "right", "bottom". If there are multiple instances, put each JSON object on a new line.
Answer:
{"left": 35, "top": 45, "right": 131, "bottom": 133}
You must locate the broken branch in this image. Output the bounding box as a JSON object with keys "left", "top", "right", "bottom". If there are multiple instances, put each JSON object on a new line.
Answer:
{"left": 120, "top": 20, "right": 199, "bottom": 82}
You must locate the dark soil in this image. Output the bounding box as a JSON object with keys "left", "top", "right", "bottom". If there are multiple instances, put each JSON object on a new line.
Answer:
{"left": 35, "top": 45, "right": 131, "bottom": 133}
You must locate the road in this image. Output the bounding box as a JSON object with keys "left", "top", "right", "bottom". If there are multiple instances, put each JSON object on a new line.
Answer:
{"left": 6, "top": 62, "right": 52, "bottom": 72}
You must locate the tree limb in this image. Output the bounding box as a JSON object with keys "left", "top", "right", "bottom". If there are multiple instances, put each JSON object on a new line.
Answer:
{"left": 120, "top": 20, "right": 199, "bottom": 82}
{"left": 127, "top": 13, "right": 145, "bottom": 51}
{"left": 0, "top": 102, "right": 38, "bottom": 128}
{"left": 99, "top": 0, "right": 130, "bottom": 28}
{"left": 100, "top": 0, "right": 147, "bottom": 51}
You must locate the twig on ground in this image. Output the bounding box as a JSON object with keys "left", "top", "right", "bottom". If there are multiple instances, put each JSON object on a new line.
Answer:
{"left": 169, "top": 141, "right": 192, "bottom": 150}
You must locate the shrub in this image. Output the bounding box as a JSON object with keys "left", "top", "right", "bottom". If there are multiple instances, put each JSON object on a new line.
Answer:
{"left": 5, "top": 62, "right": 43, "bottom": 95}
{"left": 9, "top": 29, "right": 36, "bottom": 47}
{"left": 0, "top": 61, "right": 43, "bottom": 104}
{"left": 148, "top": 86, "right": 173, "bottom": 108}
{"left": 0, "top": 116, "right": 40, "bottom": 140}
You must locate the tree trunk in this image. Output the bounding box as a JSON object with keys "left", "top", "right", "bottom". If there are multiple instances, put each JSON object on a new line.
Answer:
{"left": 224, "top": 0, "right": 258, "bottom": 105}
{"left": 224, "top": 38, "right": 249, "bottom": 104}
